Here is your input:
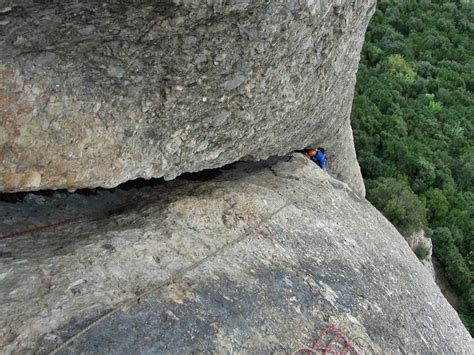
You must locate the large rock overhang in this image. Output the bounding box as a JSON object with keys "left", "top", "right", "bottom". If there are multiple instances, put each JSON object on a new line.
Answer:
{"left": 0, "top": 0, "right": 376, "bottom": 195}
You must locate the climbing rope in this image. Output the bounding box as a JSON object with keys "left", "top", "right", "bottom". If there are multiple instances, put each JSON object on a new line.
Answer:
{"left": 2, "top": 155, "right": 357, "bottom": 354}
{"left": 50, "top": 188, "right": 296, "bottom": 354}
{"left": 294, "top": 327, "right": 358, "bottom": 355}
{"left": 0, "top": 162, "right": 273, "bottom": 241}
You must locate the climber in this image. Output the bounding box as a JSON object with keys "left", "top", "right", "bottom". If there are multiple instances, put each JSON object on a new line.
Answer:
{"left": 307, "top": 148, "right": 327, "bottom": 170}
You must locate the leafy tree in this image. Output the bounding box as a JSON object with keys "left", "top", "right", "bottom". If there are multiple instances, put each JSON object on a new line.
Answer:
{"left": 457, "top": 150, "right": 474, "bottom": 190}
{"left": 422, "top": 188, "right": 449, "bottom": 222}
{"left": 367, "top": 178, "right": 426, "bottom": 235}
{"left": 432, "top": 228, "right": 471, "bottom": 294}
{"left": 437, "top": 68, "right": 466, "bottom": 90}
{"left": 351, "top": 0, "right": 474, "bottom": 334}
{"left": 387, "top": 54, "right": 417, "bottom": 82}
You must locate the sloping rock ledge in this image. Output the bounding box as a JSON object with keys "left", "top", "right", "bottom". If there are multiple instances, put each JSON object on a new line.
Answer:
{"left": 0, "top": 154, "right": 471, "bottom": 353}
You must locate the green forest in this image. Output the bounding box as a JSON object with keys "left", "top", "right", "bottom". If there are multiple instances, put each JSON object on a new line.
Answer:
{"left": 351, "top": 0, "right": 473, "bottom": 333}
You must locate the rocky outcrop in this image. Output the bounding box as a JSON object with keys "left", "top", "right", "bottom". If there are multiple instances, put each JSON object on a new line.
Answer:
{"left": 406, "top": 229, "right": 436, "bottom": 278}
{"left": 0, "top": 0, "right": 373, "bottom": 195}
{"left": 0, "top": 154, "right": 471, "bottom": 353}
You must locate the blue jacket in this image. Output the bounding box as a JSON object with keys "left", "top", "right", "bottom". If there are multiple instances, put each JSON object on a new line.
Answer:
{"left": 311, "top": 150, "right": 327, "bottom": 170}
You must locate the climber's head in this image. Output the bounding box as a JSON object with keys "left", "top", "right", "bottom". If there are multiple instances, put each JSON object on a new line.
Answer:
{"left": 308, "top": 149, "right": 317, "bottom": 158}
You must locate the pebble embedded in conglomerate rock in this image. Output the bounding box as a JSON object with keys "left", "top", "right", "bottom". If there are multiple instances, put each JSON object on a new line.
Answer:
{"left": 0, "top": 154, "right": 471, "bottom": 353}
{"left": 0, "top": 0, "right": 374, "bottom": 195}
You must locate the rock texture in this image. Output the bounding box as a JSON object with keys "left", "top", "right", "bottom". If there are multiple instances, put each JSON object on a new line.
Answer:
{"left": 0, "top": 0, "right": 373, "bottom": 195}
{"left": 0, "top": 154, "right": 471, "bottom": 353}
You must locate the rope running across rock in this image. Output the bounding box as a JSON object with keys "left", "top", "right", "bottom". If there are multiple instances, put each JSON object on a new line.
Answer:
{"left": 0, "top": 162, "right": 275, "bottom": 241}
{"left": 294, "top": 327, "right": 358, "bottom": 355}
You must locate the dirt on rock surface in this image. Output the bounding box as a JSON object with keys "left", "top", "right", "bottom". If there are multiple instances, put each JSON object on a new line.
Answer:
{"left": 0, "top": 154, "right": 471, "bottom": 353}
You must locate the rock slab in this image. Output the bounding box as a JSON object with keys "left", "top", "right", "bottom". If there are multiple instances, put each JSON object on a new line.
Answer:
{"left": 0, "top": 154, "right": 471, "bottom": 353}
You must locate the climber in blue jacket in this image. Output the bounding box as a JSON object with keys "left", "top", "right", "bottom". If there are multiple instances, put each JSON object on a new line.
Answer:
{"left": 308, "top": 147, "right": 327, "bottom": 170}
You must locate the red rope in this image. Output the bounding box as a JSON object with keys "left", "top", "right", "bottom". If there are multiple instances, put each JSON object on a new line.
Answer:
{"left": 294, "top": 327, "right": 358, "bottom": 355}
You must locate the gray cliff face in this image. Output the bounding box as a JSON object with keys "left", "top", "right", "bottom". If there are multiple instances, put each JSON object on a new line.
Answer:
{"left": 0, "top": 0, "right": 373, "bottom": 195}
{"left": 0, "top": 155, "right": 471, "bottom": 353}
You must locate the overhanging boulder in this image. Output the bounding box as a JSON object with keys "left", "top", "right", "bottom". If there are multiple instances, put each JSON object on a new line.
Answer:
{"left": 0, "top": 0, "right": 374, "bottom": 195}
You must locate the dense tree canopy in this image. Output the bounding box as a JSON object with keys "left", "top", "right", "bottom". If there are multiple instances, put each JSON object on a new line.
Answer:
{"left": 352, "top": 0, "right": 473, "bottom": 334}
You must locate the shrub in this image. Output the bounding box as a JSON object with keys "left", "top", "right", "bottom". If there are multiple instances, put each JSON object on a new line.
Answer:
{"left": 415, "top": 245, "right": 430, "bottom": 261}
